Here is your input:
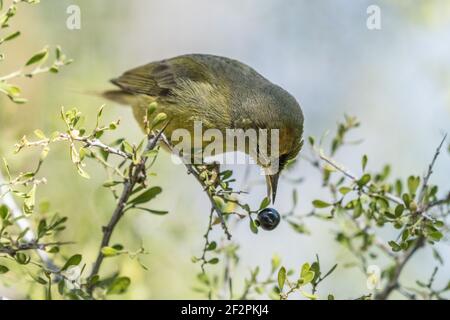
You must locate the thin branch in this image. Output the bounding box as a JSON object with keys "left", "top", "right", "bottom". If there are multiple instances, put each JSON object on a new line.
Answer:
{"left": 375, "top": 135, "right": 447, "bottom": 299}
{"left": 318, "top": 150, "right": 404, "bottom": 205}
{"left": 425, "top": 192, "right": 450, "bottom": 210}
{"left": 80, "top": 137, "right": 131, "bottom": 159}
{"left": 160, "top": 134, "right": 232, "bottom": 240}
{"left": 374, "top": 237, "right": 424, "bottom": 300}
{"left": 87, "top": 130, "right": 165, "bottom": 287}
{"left": 0, "top": 170, "right": 59, "bottom": 271}
{"left": 418, "top": 134, "right": 447, "bottom": 205}
{"left": 0, "top": 55, "right": 69, "bottom": 82}
{"left": 0, "top": 241, "right": 73, "bottom": 255}
{"left": 199, "top": 208, "right": 214, "bottom": 273}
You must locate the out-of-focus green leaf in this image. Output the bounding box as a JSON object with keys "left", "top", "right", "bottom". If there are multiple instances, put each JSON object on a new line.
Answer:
{"left": 107, "top": 277, "right": 131, "bottom": 295}
{"left": 278, "top": 266, "right": 286, "bottom": 291}
{"left": 312, "top": 200, "right": 332, "bottom": 208}
{"left": 25, "top": 47, "right": 49, "bottom": 66}
{"left": 0, "top": 265, "right": 9, "bottom": 274}
{"left": 61, "top": 254, "right": 82, "bottom": 271}
{"left": 129, "top": 187, "right": 162, "bottom": 205}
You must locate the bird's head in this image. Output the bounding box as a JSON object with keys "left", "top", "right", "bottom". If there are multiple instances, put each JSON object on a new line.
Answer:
{"left": 261, "top": 126, "right": 303, "bottom": 203}
{"left": 251, "top": 86, "right": 304, "bottom": 203}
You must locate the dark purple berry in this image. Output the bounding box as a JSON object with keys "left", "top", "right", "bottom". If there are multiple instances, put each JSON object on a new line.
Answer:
{"left": 257, "top": 208, "right": 280, "bottom": 231}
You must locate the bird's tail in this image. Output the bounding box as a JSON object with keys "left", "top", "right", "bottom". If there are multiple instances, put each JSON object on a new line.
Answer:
{"left": 101, "top": 90, "right": 136, "bottom": 106}
{"left": 71, "top": 88, "right": 136, "bottom": 107}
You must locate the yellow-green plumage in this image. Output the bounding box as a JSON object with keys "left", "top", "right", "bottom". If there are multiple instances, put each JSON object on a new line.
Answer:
{"left": 103, "top": 54, "right": 304, "bottom": 201}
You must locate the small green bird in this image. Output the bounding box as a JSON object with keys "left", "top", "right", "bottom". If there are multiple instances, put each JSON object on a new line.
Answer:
{"left": 103, "top": 54, "right": 304, "bottom": 202}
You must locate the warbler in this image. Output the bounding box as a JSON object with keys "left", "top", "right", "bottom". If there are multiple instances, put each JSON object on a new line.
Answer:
{"left": 103, "top": 54, "right": 304, "bottom": 202}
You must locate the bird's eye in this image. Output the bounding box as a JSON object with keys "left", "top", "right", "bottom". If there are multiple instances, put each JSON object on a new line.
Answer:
{"left": 279, "top": 154, "right": 288, "bottom": 168}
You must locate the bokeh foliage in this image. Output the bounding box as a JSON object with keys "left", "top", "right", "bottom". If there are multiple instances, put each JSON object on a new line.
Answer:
{"left": 1, "top": 1, "right": 449, "bottom": 300}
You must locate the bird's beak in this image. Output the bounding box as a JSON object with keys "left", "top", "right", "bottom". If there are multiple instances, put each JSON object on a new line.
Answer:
{"left": 265, "top": 172, "right": 280, "bottom": 203}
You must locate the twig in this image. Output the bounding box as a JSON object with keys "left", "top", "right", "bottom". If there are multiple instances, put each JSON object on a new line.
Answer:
{"left": 0, "top": 57, "right": 68, "bottom": 82}
{"left": 374, "top": 237, "right": 424, "bottom": 300}
{"left": 161, "top": 134, "right": 232, "bottom": 240}
{"left": 425, "top": 192, "right": 450, "bottom": 211}
{"left": 318, "top": 150, "right": 404, "bottom": 205}
{"left": 0, "top": 170, "right": 59, "bottom": 272}
{"left": 0, "top": 241, "right": 73, "bottom": 255}
{"left": 15, "top": 133, "right": 131, "bottom": 160}
{"left": 87, "top": 130, "right": 164, "bottom": 287}
{"left": 418, "top": 134, "right": 447, "bottom": 205}
{"left": 80, "top": 137, "right": 131, "bottom": 159}
{"left": 311, "top": 255, "right": 337, "bottom": 295}
{"left": 199, "top": 208, "right": 214, "bottom": 273}
{"left": 375, "top": 135, "right": 447, "bottom": 300}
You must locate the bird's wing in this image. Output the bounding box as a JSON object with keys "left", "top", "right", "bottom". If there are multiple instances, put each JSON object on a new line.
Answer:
{"left": 110, "top": 56, "right": 213, "bottom": 97}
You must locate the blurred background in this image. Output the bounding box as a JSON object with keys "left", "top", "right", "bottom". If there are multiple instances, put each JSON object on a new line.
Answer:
{"left": 0, "top": 0, "right": 449, "bottom": 299}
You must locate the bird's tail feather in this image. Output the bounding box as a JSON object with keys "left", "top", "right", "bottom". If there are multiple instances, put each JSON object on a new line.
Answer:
{"left": 70, "top": 89, "right": 136, "bottom": 107}
{"left": 101, "top": 90, "right": 136, "bottom": 106}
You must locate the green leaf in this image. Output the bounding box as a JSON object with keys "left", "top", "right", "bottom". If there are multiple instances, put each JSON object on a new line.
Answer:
{"left": 339, "top": 187, "right": 351, "bottom": 195}
{"left": 0, "top": 82, "right": 21, "bottom": 98}
{"left": 394, "top": 205, "right": 404, "bottom": 218}
{"left": 312, "top": 200, "right": 332, "bottom": 208}
{"left": 388, "top": 241, "right": 401, "bottom": 252}
{"left": 102, "top": 180, "right": 122, "bottom": 188}
{"left": 428, "top": 231, "right": 443, "bottom": 242}
{"left": 76, "top": 164, "right": 90, "bottom": 179}
{"left": 107, "top": 277, "right": 131, "bottom": 295}
{"left": 15, "top": 253, "right": 30, "bottom": 265}
{"left": 37, "top": 219, "right": 47, "bottom": 238}
{"left": 129, "top": 186, "right": 162, "bottom": 205}
{"left": 301, "top": 290, "right": 318, "bottom": 300}
{"left": 384, "top": 211, "right": 396, "bottom": 220}
{"left": 101, "top": 247, "right": 119, "bottom": 257}
{"left": 353, "top": 199, "right": 363, "bottom": 218}
{"left": 206, "top": 241, "right": 217, "bottom": 251}
{"left": 249, "top": 219, "right": 258, "bottom": 234}
{"left": 357, "top": 174, "right": 371, "bottom": 187}
{"left": 2, "top": 30, "right": 20, "bottom": 42}
{"left": 151, "top": 112, "right": 167, "bottom": 127}
{"left": 212, "top": 196, "right": 225, "bottom": 210}
{"left": 0, "top": 204, "right": 8, "bottom": 219}
{"left": 134, "top": 207, "right": 168, "bottom": 215}
{"left": 23, "top": 185, "right": 36, "bottom": 214}
{"left": 122, "top": 141, "right": 133, "bottom": 154}
{"left": 219, "top": 170, "right": 233, "bottom": 180}
{"left": 25, "top": 47, "right": 49, "bottom": 66}
{"left": 407, "top": 176, "right": 420, "bottom": 196}
{"left": 278, "top": 267, "right": 286, "bottom": 291}
{"left": 208, "top": 258, "right": 219, "bottom": 264}
{"left": 301, "top": 271, "right": 315, "bottom": 285}
{"left": 259, "top": 197, "right": 270, "bottom": 210}
{"left": 31, "top": 276, "right": 48, "bottom": 285}
{"left": 147, "top": 102, "right": 157, "bottom": 116}
{"left": 300, "top": 263, "right": 311, "bottom": 278}
{"left": 402, "top": 193, "right": 411, "bottom": 207}
{"left": 377, "top": 197, "right": 389, "bottom": 210}
{"left": 288, "top": 221, "right": 310, "bottom": 234}
{"left": 362, "top": 154, "right": 368, "bottom": 171}
{"left": 434, "top": 220, "right": 444, "bottom": 228}
{"left": 61, "top": 254, "right": 82, "bottom": 271}
{"left": 0, "top": 265, "right": 9, "bottom": 274}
